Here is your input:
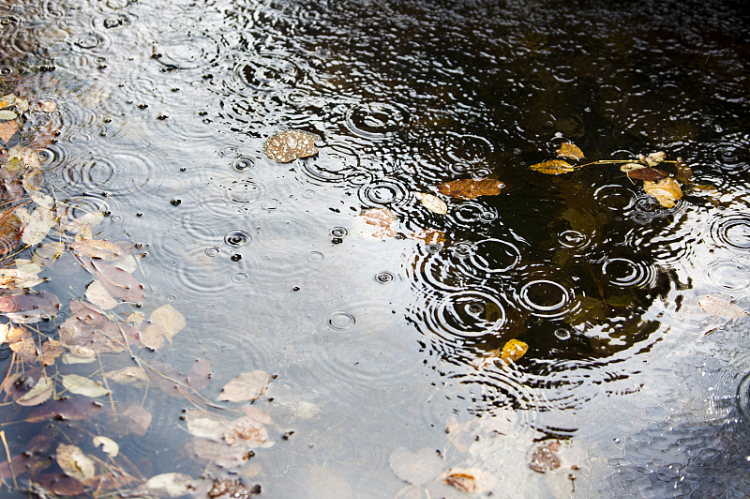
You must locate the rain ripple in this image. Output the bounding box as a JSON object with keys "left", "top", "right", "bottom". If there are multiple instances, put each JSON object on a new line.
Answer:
{"left": 705, "top": 211, "right": 750, "bottom": 253}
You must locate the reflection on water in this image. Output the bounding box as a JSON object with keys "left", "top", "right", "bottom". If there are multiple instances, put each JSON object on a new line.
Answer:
{"left": 2, "top": 0, "right": 750, "bottom": 497}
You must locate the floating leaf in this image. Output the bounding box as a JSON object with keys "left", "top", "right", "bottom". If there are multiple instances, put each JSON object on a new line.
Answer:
{"left": 70, "top": 240, "right": 131, "bottom": 260}
{"left": 0, "top": 291, "right": 60, "bottom": 317}
{"left": 185, "top": 410, "right": 225, "bottom": 441}
{"left": 388, "top": 447, "right": 442, "bottom": 485}
{"left": 62, "top": 210, "right": 104, "bottom": 235}
{"left": 93, "top": 436, "right": 119, "bottom": 458}
{"left": 30, "top": 121, "right": 58, "bottom": 151}
{"left": 16, "top": 376, "right": 54, "bottom": 407}
{"left": 643, "top": 178, "right": 683, "bottom": 208}
{"left": 529, "top": 441, "right": 561, "bottom": 473}
{"left": 150, "top": 304, "right": 186, "bottom": 340}
{"left": 435, "top": 178, "right": 505, "bottom": 199}
{"left": 91, "top": 259, "right": 144, "bottom": 302}
{"left": 223, "top": 416, "right": 269, "bottom": 447}
{"left": 39, "top": 100, "right": 58, "bottom": 113}
{"left": 61, "top": 374, "right": 110, "bottom": 398}
{"left": 21, "top": 206, "right": 58, "bottom": 246}
{"left": 441, "top": 468, "right": 496, "bottom": 494}
{"left": 56, "top": 443, "right": 96, "bottom": 481}
{"left": 208, "top": 478, "right": 259, "bottom": 499}
{"left": 135, "top": 473, "right": 194, "bottom": 498}
{"left": 0, "top": 210, "right": 24, "bottom": 256}
{"left": 620, "top": 162, "right": 646, "bottom": 173}
{"left": 86, "top": 280, "right": 120, "bottom": 310}
{"left": 627, "top": 168, "right": 668, "bottom": 181}
{"left": 639, "top": 151, "right": 666, "bottom": 167}
{"left": 263, "top": 130, "right": 320, "bottom": 163}
{"left": 122, "top": 404, "right": 152, "bottom": 436}
{"left": 0, "top": 269, "right": 43, "bottom": 289}
{"left": 500, "top": 338, "right": 528, "bottom": 364}
{"left": 104, "top": 366, "right": 149, "bottom": 388}
{"left": 33, "top": 241, "right": 65, "bottom": 267}
{"left": 0, "top": 120, "right": 17, "bottom": 143}
{"left": 415, "top": 192, "right": 447, "bottom": 214}
{"left": 529, "top": 159, "right": 575, "bottom": 175}
{"left": 25, "top": 397, "right": 106, "bottom": 423}
{"left": 186, "top": 357, "right": 212, "bottom": 391}
{"left": 699, "top": 296, "right": 748, "bottom": 319}
{"left": 355, "top": 208, "right": 397, "bottom": 240}
{"left": 139, "top": 323, "right": 166, "bottom": 350}
{"left": 218, "top": 371, "right": 272, "bottom": 403}
{"left": 556, "top": 142, "right": 585, "bottom": 161}
{"left": 0, "top": 110, "right": 16, "bottom": 120}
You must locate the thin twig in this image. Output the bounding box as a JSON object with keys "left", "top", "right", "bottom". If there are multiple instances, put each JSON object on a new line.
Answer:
{"left": 0, "top": 430, "right": 18, "bottom": 489}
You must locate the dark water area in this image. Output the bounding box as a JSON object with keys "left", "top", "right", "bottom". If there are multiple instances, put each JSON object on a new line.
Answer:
{"left": 1, "top": 0, "right": 750, "bottom": 497}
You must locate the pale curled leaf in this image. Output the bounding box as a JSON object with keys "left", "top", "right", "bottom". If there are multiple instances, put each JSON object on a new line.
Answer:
{"left": 620, "top": 162, "right": 646, "bottom": 173}
{"left": 150, "top": 304, "right": 186, "bottom": 340}
{"left": 16, "top": 377, "right": 54, "bottom": 406}
{"left": 415, "top": 192, "right": 447, "bottom": 215}
{"left": 56, "top": 443, "right": 96, "bottom": 481}
{"left": 217, "top": 370, "right": 272, "bottom": 403}
{"left": 93, "top": 436, "right": 119, "bottom": 458}
{"left": 61, "top": 374, "right": 110, "bottom": 398}
{"left": 639, "top": 151, "right": 666, "bottom": 167}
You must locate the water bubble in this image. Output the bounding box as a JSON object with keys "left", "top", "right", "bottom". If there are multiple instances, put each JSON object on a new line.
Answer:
{"left": 303, "top": 189, "right": 315, "bottom": 199}
{"left": 452, "top": 242, "right": 474, "bottom": 258}
{"left": 328, "top": 312, "right": 356, "bottom": 332}
{"left": 554, "top": 329, "right": 571, "bottom": 340}
{"left": 231, "top": 157, "right": 254, "bottom": 172}
{"left": 218, "top": 146, "right": 240, "bottom": 158}
{"left": 75, "top": 34, "right": 102, "bottom": 49}
{"left": 307, "top": 251, "right": 324, "bottom": 262}
{"left": 166, "top": 294, "right": 177, "bottom": 302}
{"left": 224, "top": 230, "right": 252, "bottom": 247}
{"left": 232, "top": 272, "right": 249, "bottom": 283}
{"left": 375, "top": 271, "right": 395, "bottom": 284}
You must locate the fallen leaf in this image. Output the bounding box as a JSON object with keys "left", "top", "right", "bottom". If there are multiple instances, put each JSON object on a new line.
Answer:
{"left": 556, "top": 143, "right": 585, "bottom": 161}
{"left": 39, "top": 101, "right": 58, "bottom": 113}
{"left": 0, "top": 110, "right": 17, "bottom": 120}
{"left": 0, "top": 120, "right": 17, "bottom": 143}
{"left": 529, "top": 159, "right": 575, "bottom": 175}
{"left": 150, "top": 304, "right": 186, "bottom": 340}
{"left": 217, "top": 371, "right": 272, "bottom": 403}
{"left": 31, "top": 474, "right": 86, "bottom": 496}
{"left": 90, "top": 259, "right": 144, "bottom": 302}
{"left": 86, "top": 280, "right": 120, "bottom": 310}
{"left": 32, "top": 241, "right": 65, "bottom": 267}
{"left": 223, "top": 416, "right": 269, "bottom": 447}
{"left": 21, "top": 206, "right": 58, "bottom": 246}
{"left": 0, "top": 291, "right": 60, "bottom": 316}
{"left": 104, "top": 366, "right": 149, "bottom": 388}
{"left": 0, "top": 210, "right": 24, "bottom": 256}
{"left": 415, "top": 192, "right": 447, "bottom": 215}
{"left": 135, "top": 473, "right": 194, "bottom": 498}
{"left": 263, "top": 130, "right": 320, "bottom": 163}
{"left": 70, "top": 240, "right": 131, "bottom": 260}
{"left": 643, "top": 178, "right": 683, "bottom": 208}
{"left": 15, "top": 97, "right": 28, "bottom": 113}
{"left": 185, "top": 410, "right": 226, "bottom": 441}
{"left": 639, "top": 151, "right": 666, "bottom": 167}
{"left": 699, "top": 296, "right": 748, "bottom": 319}
{"left": 139, "top": 323, "right": 166, "bottom": 350}
{"left": 500, "top": 339, "right": 528, "bottom": 364}
{"left": 675, "top": 157, "right": 693, "bottom": 182}
{"left": 441, "top": 468, "right": 496, "bottom": 494}
{"left": 56, "top": 443, "right": 96, "bottom": 481}
{"left": 620, "top": 162, "right": 646, "bottom": 173}
{"left": 388, "top": 447, "right": 442, "bottom": 485}
{"left": 355, "top": 208, "right": 398, "bottom": 240}
{"left": 30, "top": 121, "right": 58, "bottom": 151}
{"left": 241, "top": 405, "right": 274, "bottom": 424}
{"left": 16, "top": 376, "right": 54, "bottom": 406}
{"left": 93, "top": 436, "right": 119, "bottom": 458}
{"left": 122, "top": 404, "right": 152, "bottom": 436}
{"left": 529, "top": 441, "right": 561, "bottom": 473}
{"left": 435, "top": 178, "right": 505, "bottom": 199}
{"left": 25, "top": 397, "right": 106, "bottom": 423}
{"left": 61, "top": 374, "right": 110, "bottom": 398}
{"left": 186, "top": 358, "right": 212, "bottom": 391}
{"left": 208, "top": 478, "right": 259, "bottom": 499}
{"left": 627, "top": 167, "right": 668, "bottom": 181}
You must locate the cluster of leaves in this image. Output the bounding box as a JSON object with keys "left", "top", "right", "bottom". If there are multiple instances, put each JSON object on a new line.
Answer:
{"left": 529, "top": 142, "right": 700, "bottom": 208}
{"left": 0, "top": 90, "right": 279, "bottom": 498}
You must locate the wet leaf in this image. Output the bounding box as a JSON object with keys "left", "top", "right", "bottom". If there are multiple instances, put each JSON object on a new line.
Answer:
{"left": 627, "top": 167, "right": 668, "bottom": 181}
{"left": 91, "top": 259, "right": 144, "bottom": 302}
{"left": 186, "top": 357, "right": 212, "bottom": 391}
{"left": 0, "top": 110, "right": 16, "bottom": 120}
{"left": 86, "top": 279, "right": 120, "bottom": 310}
{"left": 31, "top": 121, "right": 58, "bottom": 151}
{"left": 0, "top": 210, "right": 24, "bottom": 256}
{"left": 388, "top": 447, "right": 442, "bottom": 485}
{"left": 56, "top": 443, "right": 96, "bottom": 481}
{"left": 25, "top": 397, "right": 106, "bottom": 423}
{"left": 208, "top": 478, "right": 260, "bottom": 499}
{"left": 500, "top": 338, "right": 528, "bottom": 364}
{"left": 0, "top": 120, "right": 17, "bottom": 143}
{"left": 33, "top": 241, "right": 65, "bottom": 267}
{"left": 93, "top": 436, "right": 119, "bottom": 458}
{"left": 218, "top": 371, "right": 272, "bottom": 403}
{"left": 223, "top": 416, "right": 269, "bottom": 447}
{"left": 529, "top": 441, "right": 561, "bottom": 473}
{"left": 620, "top": 162, "right": 646, "bottom": 173}
{"left": 150, "top": 304, "right": 186, "bottom": 340}
{"left": 135, "top": 472, "right": 194, "bottom": 498}
{"left": 122, "top": 404, "right": 152, "bottom": 436}
{"left": 415, "top": 192, "right": 447, "bottom": 214}
{"left": 63, "top": 352, "right": 97, "bottom": 364}
{"left": 104, "top": 366, "right": 149, "bottom": 388}
{"left": 16, "top": 376, "right": 54, "bottom": 406}
{"left": 139, "top": 323, "right": 166, "bottom": 350}
{"left": 70, "top": 239, "right": 131, "bottom": 261}
{"left": 675, "top": 157, "right": 693, "bottom": 182}
{"left": 39, "top": 100, "right": 58, "bottom": 113}
{"left": 185, "top": 410, "right": 225, "bottom": 441}
{"left": 441, "top": 468, "right": 496, "bottom": 494}
{"left": 356, "top": 208, "right": 398, "bottom": 240}
{"left": 529, "top": 159, "right": 575, "bottom": 175}
{"left": 643, "top": 178, "right": 683, "bottom": 208}
{"left": 0, "top": 291, "right": 60, "bottom": 316}
{"left": 639, "top": 151, "right": 666, "bottom": 167}
{"left": 62, "top": 210, "right": 103, "bottom": 235}
{"left": 699, "top": 296, "right": 748, "bottom": 319}
{"left": 263, "top": 130, "right": 320, "bottom": 163}
{"left": 556, "top": 142, "right": 585, "bottom": 161}
{"left": 61, "top": 374, "right": 110, "bottom": 398}
{"left": 435, "top": 178, "right": 505, "bottom": 199}
{"left": 187, "top": 439, "right": 255, "bottom": 469}
{"left": 31, "top": 474, "right": 86, "bottom": 497}
{"left": 20, "top": 206, "right": 57, "bottom": 246}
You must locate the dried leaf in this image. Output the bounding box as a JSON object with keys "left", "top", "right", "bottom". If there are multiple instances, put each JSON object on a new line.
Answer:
{"left": 529, "top": 159, "right": 575, "bottom": 175}
{"left": 500, "top": 339, "right": 528, "bottom": 365}
{"left": 263, "top": 130, "right": 320, "bottom": 163}
{"left": 30, "top": 121, "right": 58, "bottom": 151}
{"left": 39, "top": 101, "right": 58, "bottom": 113}
{"left": 70, "top": 240, "right": 131, "bottom": 260}
{"left": 25, "top": 397, "right": 106, "bottom": 423}
{"left": 415, "top": 192, "right": 447, "bottom": 215}
{"left": 104, "top": 366, "right": 149, "bottom": 388}
{"left": 0, "top": 291, "right": 60, "bottom": 316}
{"left": 122, "top": 404, "right": 152, "bottom": 436}
{"left": 56, "top": 443, "right": 96, "bottom": 481}
{"left": 435, "top": 178, "right": 505, "bottom": 199}
{"left": 16, "top": 376, "right": 54, "bottom": 406}
{"left": 627, "top": 168, "right": 668, "bottom": 181}
{"left": 185, "top": 410, "right": 226, "bottom": 441}
{"left": 86, "top": 280, "right": 120, "bottom": 310}
{"left": 62, "top": 210, "right": 104, "bottom": 235}
{"left": 0, "top": 110, "right": 16, "bottom": 120}
{"left": 139, "top": 323, "right": 166, "bottom": 350}
{"left": 355, "top": 208, "right": 398, "bottom": 240}
{"left": 556, "top": 142, "right": 585, "bottom": 161}
{"left": 91, "top": 259, "right": 144, "bottom": 302}
{"left": 93, "top": 436, "right": 119, "bottom": 458}
{"left": 150, "top": 304, "right": 186, "bottom": 340}
{"left": 136, "top": 473, "right": 194, "bottom": 498}
{"left": 61, "top": 374, "right": 110, "bottom": 398}
{"left": 620, "top": 162, "right": 646, "bottom": 173}
{"left": 0, "top": 120, "right": 17, "bottom": 143}
{"left": 643, "top": 178, "right": 683, "bottom": 208}
{"left": 223, "top": 416, "right": 269, "bottom": 447}
{"left": 529, "top": 441, "right": 561, "bottom": 473}
{"left": 33, "top": 241, "right": 65, "bottom": 267}
{"left": 186, "top": 358, "right": 212, "bottom": 391}
{"left": 21, "top": 206, "right": 58, "bottom": 246}
{"left": 639, "top": 151, "right": 666, "bottom": 167}
{"left": 0, "top": 268, "right": 44, "bottom": 289}
{"left": 441, "top": 468, "right": 496, "bottom": 494}
{"left": 699, "top": 296, "right": 748, "bottom": 319}
{"left": 218, "top": 371, "right": 272, "bottom": 403}
{"left": 208, "top": 478, "right": 259, "bottom": 499}
{"left": 241, "top": 405, "right": 274, "bottom": 424}
{"left": 388, "top": 447, "right": 442, "bottom": 485}
{"left": 0, "top": 210, "right": 24, "bottom": 256}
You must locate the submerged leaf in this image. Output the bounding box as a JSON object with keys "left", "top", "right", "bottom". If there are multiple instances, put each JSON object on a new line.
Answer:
{"left": 627, "top": 168, "right": 668, "bottom": 181}
{"left": 56, "top": 443, "right": 96, "bottom": 481}
{"left": 104, "top": 366, "right": 149, "bottom": 387}
{"left": 500, "top": 338, "right": 528, "bottom": 365}
{"left": 62, "top": 374, "right": 110, "bottom": 398}
{"left": 699, "top": 296, "right": 748, "bottom": 319}
{"left": 16, "top": 376, "right": 54, "bottom": 407}
{"left": 0, "top": 269, "right": 43, "bottom": 289}
{"left": 529, "top": 159, "right": 575, "bottom": 175}
{"left": 223, "top": 416, "right": 269, "bottom": 447}
{"left": 21, "top": 206, "right": 58, "bottom": 246}
{"left": 355, "top": 208, "right": 398, "bottom": 240}
{"left": 218, "top": 371, "right": 272, "bottom": 403}
{"left": 263, "top": 130, "right": 320, "bottom": 163}
{"left": 415, "top": 192, "right": 447, "bottom": 214}
{"left": 0, "top": 120, "right": 17, "bottom": 143}
{"left": 556, "top": 142, "right": 585, "bottom": 161}
{"left": 86, "top": 280, "right": 119, "bottom": 310}
{"left": 150, "top": 304, "right": 186, "bottom": 340}
{"left": 388, "top": 447, "right": 442, "bottom": 485}
{"left": 136, "top": 473, "right": 194, "bottom": 498}
{"left": 529, "top": 441, "right": 561, "bottom": 473}
{"left": 643, "top": 178, "right": 683, "bottom": 208}
{"left": 435, "top": 178, "right": 505, "bottom": 199}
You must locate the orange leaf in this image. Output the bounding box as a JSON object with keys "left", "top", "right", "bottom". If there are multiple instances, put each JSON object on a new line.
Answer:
{"left": 0, "top": 121, "right": 17, "bottom": 143}
{"left": 556, "top": 142, "right": 585, "bottom": 161}
{"left": 643, "top": 178, "right": 683, "bottom": 208}
{"left": 435, "top": 178, "right": 505, "bottom": 199}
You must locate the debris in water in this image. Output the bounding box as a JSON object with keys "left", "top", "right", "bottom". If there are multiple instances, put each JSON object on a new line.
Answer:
{"left": 263, "top": 130, "right": 320, "bottom": 163}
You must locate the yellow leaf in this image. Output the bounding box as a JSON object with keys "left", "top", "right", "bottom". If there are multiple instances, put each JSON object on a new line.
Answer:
{"left": 61, "top": 374, "right": 110, "bottom": 397}
{"left": 620, "top": 162, "right": 646, "bottom": 173}
{"left": 643, "top": 178, "right": 683, "bottom": 208}
{"left": 556, "top": 142, "right": 585, "bottom": 161}
{"left": 415, "top": 192, "right": 447, "bottom": 215}
{"left": 500, "top": 339, "right": 528, "bottom": 364}
{"left": 529, "top": 159, "right": 575, "bottom": 175}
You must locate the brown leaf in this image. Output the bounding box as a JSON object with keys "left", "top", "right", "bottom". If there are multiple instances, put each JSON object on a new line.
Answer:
{"left": 208, "top": 478, "right": 259, "bottom": 499}
{"left": 30, "top": 121, "right": 58, "bottom": 151}
{"left": 556, "top": 142, "right": 585, "bottom": 161}
{"left": 529, "top": 159, "right": 575, "bottom": 175}
{"left": 139, "top": 323, "right": 166, "bottom": 350}
{"left": 0, "top": 120, "right": 17, "bottom": 143}
{"left": 150, "top": 304, "right": 186, "bottom": 340}
{"left": 441, "top": 468, "right": 496, "bottom": 494}
{"left": 31, "top": 473, "right": 86, "bottom": 496}
{"left": 69, "top": 299, "right": 105, "bottom": 325}
{"left": 675, "top": 157, "right": 693, "bottom": 182}
{"left": 55, "top": 443, "right": 96, "bottom": 481}
{"left": 355, "top": 208, "right": 398, "bottom": 240}
{"left": 643, "top": 178, "right": 683, "bottom": 208}
{"left": 620, "top": 162, "right": 646, "bottom": 173}
{"left": 0, "top": 291, "right": 60, "bottom": 315}
{"left": 263, "top": 130, "right": 320, "bottom": 163}
{"left": 217, "top": 371, "right": 272, "bottom": 403}
{"left": 104, "top": 366, "right": 149, "bottom": 388}
{"left": 0, "top": 209, "right": 24, "bottom": 256}
{"left": 529, "top": 441, "right": 561, "bottom": 473}
{"left": 186, "top": 358, "right": 212, "bottom": 391}
{"left": 627, "top": 168, "right": 668, "bottom": 181}
{"left": 435, "top": 178, "right": 505, "bottom": 199}
{"left": 26, "top": 397, "right": 107, "bottom": 423}
{"left": 639, "top": 151, "right": 666, "bottom": 167}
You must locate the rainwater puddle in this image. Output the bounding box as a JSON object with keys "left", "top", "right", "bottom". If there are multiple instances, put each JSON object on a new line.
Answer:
{"left": 1, "top": 0, "right": 750, "bottom": 497}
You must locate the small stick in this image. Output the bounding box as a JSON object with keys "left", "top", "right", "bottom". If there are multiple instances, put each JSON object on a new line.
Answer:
{"left": 0, "top": 430, "right": 18, "bottom": 489}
